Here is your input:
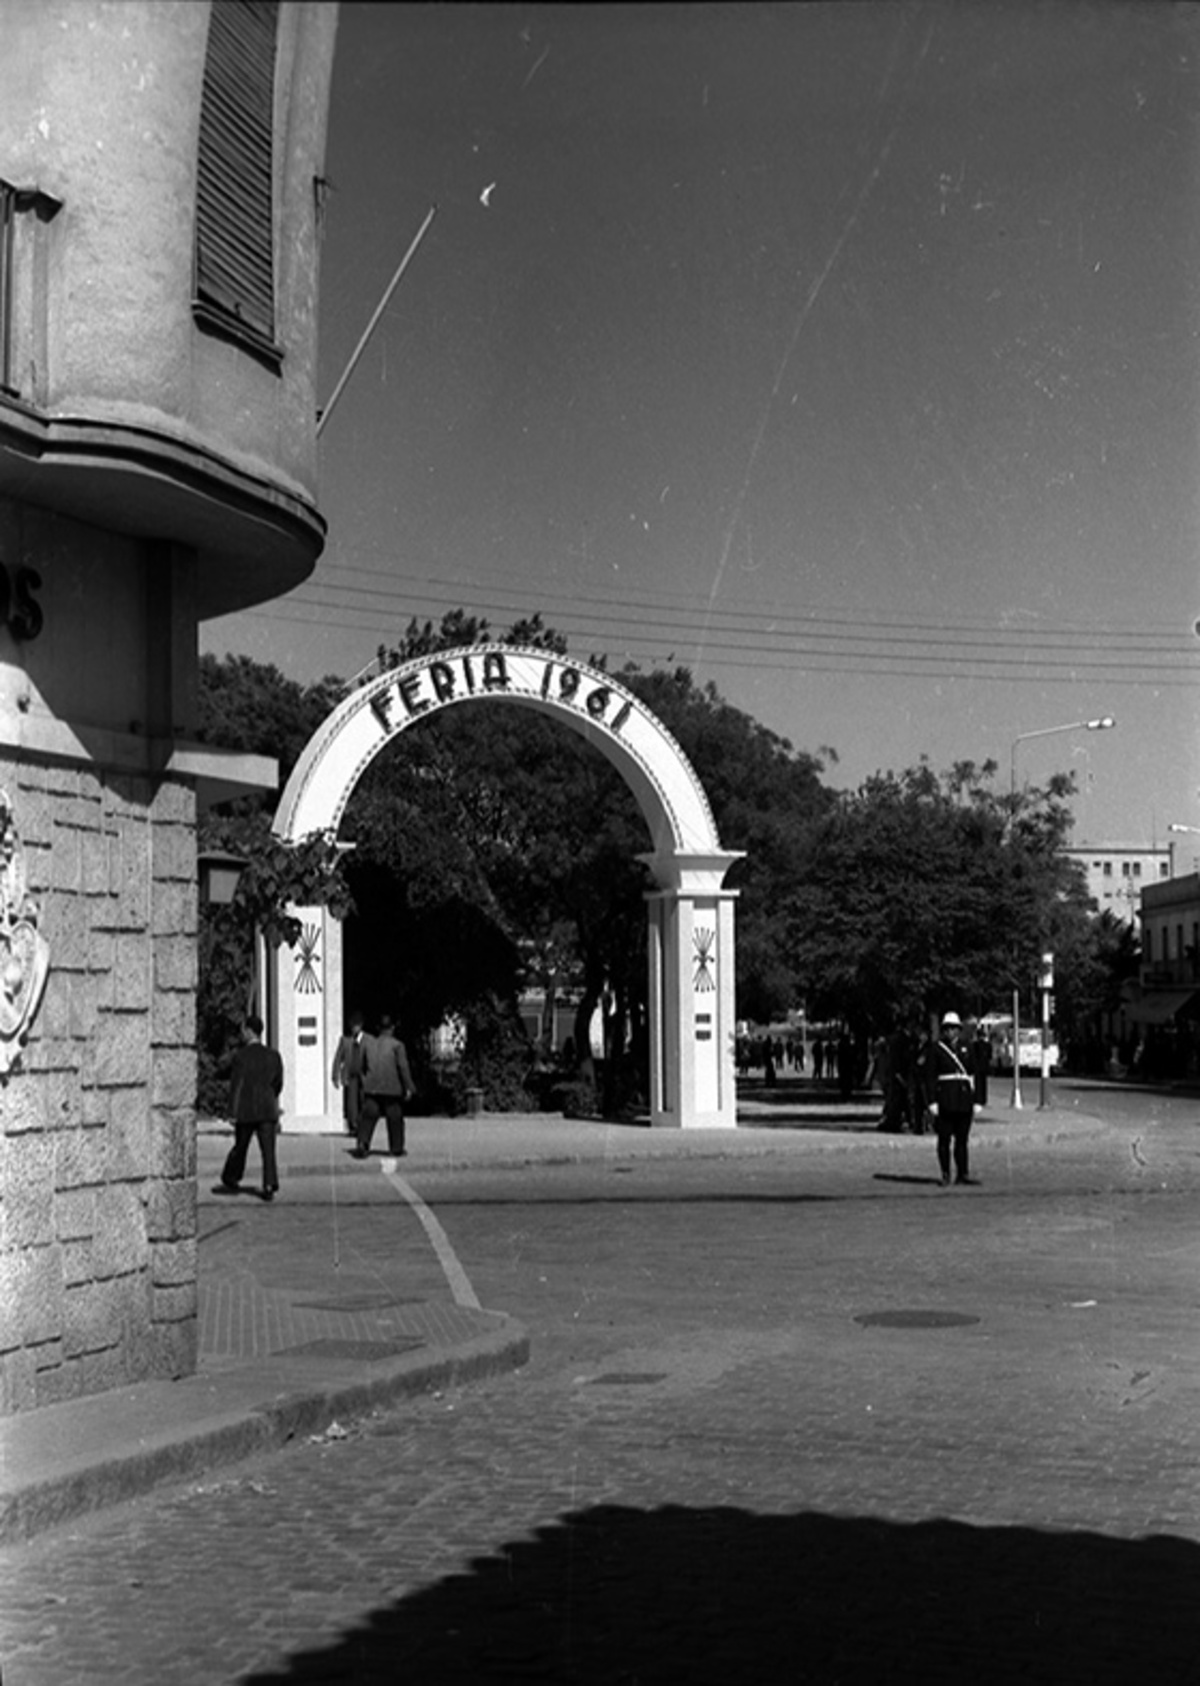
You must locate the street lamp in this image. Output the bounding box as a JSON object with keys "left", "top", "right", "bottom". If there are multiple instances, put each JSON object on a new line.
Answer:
{"left": 1006, "top": 717, "right": 1114, "bottom": 1110}
{"left": 1010, "top": 716, "right": 1116, "bottom": 800}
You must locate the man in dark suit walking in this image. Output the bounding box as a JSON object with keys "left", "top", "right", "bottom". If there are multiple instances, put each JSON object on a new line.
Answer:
{"left": 331, "top": 1009, "right": 368, "bottom": 1136}
{"left": 218, "top": 1014, "right": 285, "bottom": 1201}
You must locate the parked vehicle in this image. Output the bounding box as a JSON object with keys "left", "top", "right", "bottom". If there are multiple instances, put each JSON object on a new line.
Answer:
{"left": 980, "top": 1015, "right": 1059, "bottom": 1075}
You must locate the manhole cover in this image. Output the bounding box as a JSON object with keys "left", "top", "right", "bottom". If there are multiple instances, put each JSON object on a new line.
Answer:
{"left": 586, "top": 1372, "right": 669, "bottom": 1387}
{"left": 276, "top": 1337, "right": 426, "bottom": 1360}
{"left": 854, "top": 1310, "right": 980, "bottom": 1329}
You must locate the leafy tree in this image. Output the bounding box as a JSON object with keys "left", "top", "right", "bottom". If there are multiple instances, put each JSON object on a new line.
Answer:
{"left": 197, "top": 653, "right": 344, "bottom": 774}
{"left": 783, "top": 757, "right": 1093, "bottom": 1034}
{"left": 1051, "top": 908, "right": 1141, "bottom": 1072}
{"left": 619, "top": 666, "right": 833, "bottom": 1023}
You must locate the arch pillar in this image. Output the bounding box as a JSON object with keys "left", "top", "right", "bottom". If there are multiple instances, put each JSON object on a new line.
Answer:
{"left": 644, "top": 850, "right": 742, "bottom": 1128}
{"left": 272, "top": 904, "right": 344, "bottom": 1130}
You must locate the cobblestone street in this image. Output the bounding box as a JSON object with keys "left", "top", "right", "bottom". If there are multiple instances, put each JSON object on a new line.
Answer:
{"left": 4, "top": 1114, "right": 1200, "bottom": 1683}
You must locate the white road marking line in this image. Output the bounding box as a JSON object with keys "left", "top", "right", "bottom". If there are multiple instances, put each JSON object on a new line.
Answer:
{"left": 381, "top": 1165, "right": 481, "bottom": 1310}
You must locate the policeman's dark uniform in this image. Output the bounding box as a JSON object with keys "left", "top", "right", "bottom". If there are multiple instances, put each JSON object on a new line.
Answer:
{"left": 927, "top": 1014, "right": 977, "bottom": 1185}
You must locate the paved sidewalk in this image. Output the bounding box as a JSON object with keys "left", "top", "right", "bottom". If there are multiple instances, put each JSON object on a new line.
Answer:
{"left": 0, "top": 1088, "right": 1111, "bottom": 1545}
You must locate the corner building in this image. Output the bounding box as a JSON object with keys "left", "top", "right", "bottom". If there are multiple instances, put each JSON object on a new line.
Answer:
{"left": 0, "top": 2, "right": 338, "bottom": 1413}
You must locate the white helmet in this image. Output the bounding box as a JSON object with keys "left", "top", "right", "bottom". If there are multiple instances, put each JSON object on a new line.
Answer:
{"left": 941, "top": 1011, "right": 961, "bottom": 1028}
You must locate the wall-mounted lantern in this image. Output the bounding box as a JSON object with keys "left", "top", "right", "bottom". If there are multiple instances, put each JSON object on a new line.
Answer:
{"left": 197, "top": 850, "right": 247, "bottom": 907}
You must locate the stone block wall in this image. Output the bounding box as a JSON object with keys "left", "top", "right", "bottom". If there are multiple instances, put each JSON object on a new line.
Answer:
{"left": 0, "top": 760, "right": 198, "bottom": 1413}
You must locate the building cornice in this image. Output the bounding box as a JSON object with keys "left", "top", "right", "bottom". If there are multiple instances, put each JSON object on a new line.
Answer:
{"left": 0, "top": 709, "right": 277, "bottom": 805}
{"left": 0, "top": 402, "right": 324, "bottom": 618}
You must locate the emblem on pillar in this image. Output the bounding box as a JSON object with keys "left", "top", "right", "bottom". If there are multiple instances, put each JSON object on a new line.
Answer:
{"left": 294, "top": 921, "right": 323, "bottom": 993}
{"left": 0, "top": 788, "right": 50, "bottom": 1074}
{"left": 693, "top": 925, "right": 716, "bottom": 992}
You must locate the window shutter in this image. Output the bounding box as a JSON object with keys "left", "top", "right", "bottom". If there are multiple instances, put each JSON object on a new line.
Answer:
{"left": 195, "top": 0, "right": 280, "bottom": 362}
{"left": 0, "top": 185, "right": 14, "bottom": 393}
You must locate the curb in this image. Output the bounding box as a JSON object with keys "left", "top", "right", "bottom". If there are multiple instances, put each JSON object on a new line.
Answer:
{"left": 0, "top": 1315, "right": 529, "bottom": 1546}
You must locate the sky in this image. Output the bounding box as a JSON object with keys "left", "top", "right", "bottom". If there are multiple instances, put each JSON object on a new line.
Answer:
{"left": 201, "top": 1, "right": 1200, "bottom": 849}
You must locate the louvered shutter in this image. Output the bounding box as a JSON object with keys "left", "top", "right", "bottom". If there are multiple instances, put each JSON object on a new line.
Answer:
{"left": 195, "top": 0, "right": 280, "bottom": 362}
{"left": 0, "top": 185, "right": 14, "bottom": 392}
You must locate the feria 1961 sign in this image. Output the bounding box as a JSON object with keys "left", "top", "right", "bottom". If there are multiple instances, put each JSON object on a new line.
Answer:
{"left": 367, "top": 647, "right": 637, "bottom": 734}
{"left": 276, "top": 646, "right": 723, "bottom": 864}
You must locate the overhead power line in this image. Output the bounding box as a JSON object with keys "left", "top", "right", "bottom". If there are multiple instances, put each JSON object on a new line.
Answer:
{"left": 278, "top": 583, "right": 1197, "bottom": 662}
{"left": 309, "top": 556, "right": 1195, "bottom": 644}
{"left": 232, "top": 594, "right": 1200, "bottom": 687}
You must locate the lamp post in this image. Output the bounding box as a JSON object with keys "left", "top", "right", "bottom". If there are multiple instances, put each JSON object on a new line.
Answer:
{"left": 1010, "top": 716, "right": 1116, "bottom": 803}
{"left": 1007, "top": 717, "right": 1114, "bottom": 1109}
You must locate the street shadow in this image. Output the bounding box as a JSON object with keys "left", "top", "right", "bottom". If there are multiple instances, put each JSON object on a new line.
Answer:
{"left": 243, "top": 1502, "right": 1199, "bottom": 1683}
{"left": 873, "top": 1171, "right": 945, "bottom": 1187}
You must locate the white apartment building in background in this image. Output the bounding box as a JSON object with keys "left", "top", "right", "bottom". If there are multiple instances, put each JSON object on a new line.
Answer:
{"left": 1065, "top": 845, "right": 1172, "bottom": 923}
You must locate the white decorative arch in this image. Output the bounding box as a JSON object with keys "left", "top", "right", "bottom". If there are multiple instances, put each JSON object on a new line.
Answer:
{"left": 271, "top": 647, "right": 742, "bottom": 1129}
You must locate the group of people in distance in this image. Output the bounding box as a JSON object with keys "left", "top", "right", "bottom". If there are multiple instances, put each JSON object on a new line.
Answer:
{"left": 330, "top": 1010, "right": 416, "bottom": 1160}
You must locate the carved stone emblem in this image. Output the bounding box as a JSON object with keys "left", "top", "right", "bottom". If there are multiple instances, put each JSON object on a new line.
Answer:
{"left": 0, "top": 788, "right": 49, "bottom": 1073}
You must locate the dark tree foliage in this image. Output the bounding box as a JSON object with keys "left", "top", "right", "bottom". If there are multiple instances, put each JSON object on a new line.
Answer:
{"left": 783, "top": 758, "right": 1095, "bottom": 1034}
{"left": 618, "top": 665, "right": 834, "bottom": 1024}
{"left": 1051, "top": 907, "right": 1141, "bottom": 1072}
{"left": 197, "top": 653, "right": 343, "bottom": 777}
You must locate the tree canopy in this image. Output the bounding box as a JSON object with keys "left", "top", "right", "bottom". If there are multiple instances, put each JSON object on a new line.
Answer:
{"left": 783, "top": 758, "right": 1095, "bottom": 1031}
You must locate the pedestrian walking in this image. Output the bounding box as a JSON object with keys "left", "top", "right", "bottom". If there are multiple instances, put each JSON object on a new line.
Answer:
{"left": 836, "top": 1029, "right": 855, "bottom": 1100}
{"left": 812, "top": 1036, "right": 825, "bottom": 1083}
{"left": 354, "top": 1012, "right": 416, "bottom": 1158}
{"left": 927, "top": 1010, "right": 978, "bottom": 1186}
{"left": 910, "top": 1021, "right": 933, "bottom": 1133}
{"left": 871, "top": 1032, "right": 894, "bottom": 1130}
{"left": 881, "top": 1023, "right": 914, "bottom": 1132}
{"left": 217, "top": 1014, "right": 284, "bottom": 1201}
{"left": 331, "top": 1009, "right": 368, "bottom": 1136}
{"left": 970, "top": 1019, "right": 991, "bottom": 1107}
